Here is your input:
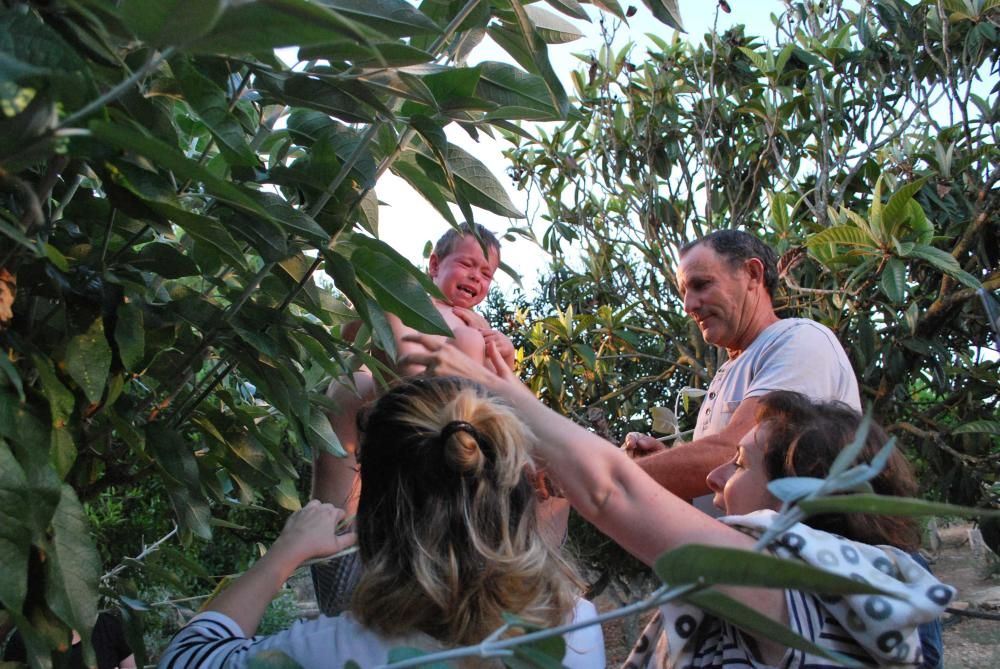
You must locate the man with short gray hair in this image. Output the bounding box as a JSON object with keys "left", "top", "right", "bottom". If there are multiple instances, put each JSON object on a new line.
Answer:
{"left": 624, "top": 229, "right": 861, "bottom": 501}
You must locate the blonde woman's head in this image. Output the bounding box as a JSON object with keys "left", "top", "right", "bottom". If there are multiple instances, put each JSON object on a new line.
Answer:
{"left": 352, "top": 377, "right": 580, "bottom": 648}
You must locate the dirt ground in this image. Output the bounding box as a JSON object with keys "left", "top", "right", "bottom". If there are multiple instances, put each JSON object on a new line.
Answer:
{"left": 592, "top": 522, "right": 1000, "bottom": 668}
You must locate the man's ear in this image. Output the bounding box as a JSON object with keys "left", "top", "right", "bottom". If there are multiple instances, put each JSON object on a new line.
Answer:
{"left": 428, "top": 252, "right": 440, "bottom": 277}
{"left": 744, "top": 257, "right": 765, "bottom": 288}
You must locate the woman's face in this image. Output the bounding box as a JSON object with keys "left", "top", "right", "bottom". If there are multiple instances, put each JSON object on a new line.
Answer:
{"left": 706, "top": 424, "right": 780, "bottom": 516}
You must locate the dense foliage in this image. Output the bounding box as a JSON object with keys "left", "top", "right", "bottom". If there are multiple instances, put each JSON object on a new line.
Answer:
{"left": 0, "top": 0, "right": 689, "bottom": 665}
{"left": 504, "top": 0, "right": 999, "bottom": 511}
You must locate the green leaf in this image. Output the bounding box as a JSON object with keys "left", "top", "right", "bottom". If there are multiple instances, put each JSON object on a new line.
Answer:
{"left": 172, "top": 56, "right": 257, "bottom": 167}
{"left": 437, "top": 144, "right": 524, "bottom": 218}
{"left": 684, "top": 589, "right": 863, "bottom": 667}
{"left": 901, "top": 243, "right": 982, "bottom": 289}
{"left": 767, "top": 477, "right": 825, "bottom": 503}
{"left": 122, "top": 0, "right": 224, "bottom": 47}
{"left": 45, "top": 486, "right": 101, "bottom": 654}
{"left": 114, "top": 303, "right": 145, "bottom": 373}
{"left": 148, "top": 424, "right": 212, "bottom": 540}
{"left": 273, "top": 479, "right": 302, "bottom": 512}
{"left": 798, "top": 494, "right": 1000, "bottom": 519}
{"left": 352, "top": 248, "right": 452, "bottom": 336}
{"left": 0, "top": 353, "right": 24, "bottom": 402}
{"left": 132, "top": 243, "right": 201, "bottom": 278}
{"left": 157, "top": 203, "right": 249, "bottom": 271}
{"left": 524, "top": 5, "right": 585, "bottom": 44}
{"left": 306, "top": 406, "right": 345, "bottom": 457}
{"left": 90, "top": 121, "right": 274, "bottom": 222}
{"left": 0, "top": 11, "right": 90, "bottom": 95}
{"left": 194, "top": 0, "right": 371, "bottom": 54}
{"left": 478, "top": 61, "right": 560, "bottom": 121}
{"left": 655, "top": 544, "right": 889, "bottom": 595}
{"left": 806, "top": 225, "right": 877, "bottom": 249}
{"left": 952, "top": 420, "right": 1000, "bottom": 436}
{"left": 0, "top": 441, "right": 31, "bottom": 612}
{"left": 322, "top": 0, "right": 441, "bottom": 38}
{"left": 641, "top": 0, "right": 685, "bottom": 31}
{"left": 64, "top": 318, "right": 111, "bottom": 405}
{"left": 544, "top": 0, "right": 590, "bottom": 20}
{"left": 32, "top": 354, "right": 77, "bottom": 478}
{"left": 882, "top": 177, "right": 928, "bottom": 239}
{"left": 390, "top": 156, "right": 459, "bottom": 227}
{"left": 299, "top": 40, "right": 433, "bottom": 67}
{"left": 348, "top": 233, "right": 444, "bottom": 299}
{"left": 879, "top": 257, "right": 906, "bottom": 303}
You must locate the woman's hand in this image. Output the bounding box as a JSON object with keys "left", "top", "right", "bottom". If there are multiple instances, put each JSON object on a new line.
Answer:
{"left": 271, "top": 500, "right": 356, "bottom": 566}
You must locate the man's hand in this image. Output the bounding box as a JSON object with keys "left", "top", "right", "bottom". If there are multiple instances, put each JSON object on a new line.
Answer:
{"left": 621, "top": 432, "right": 667, "bottom": 460}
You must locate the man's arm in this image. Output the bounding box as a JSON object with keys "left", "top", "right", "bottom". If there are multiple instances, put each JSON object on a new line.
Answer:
{"left": 631, "top": 397, "right": 761, "bottom": 501}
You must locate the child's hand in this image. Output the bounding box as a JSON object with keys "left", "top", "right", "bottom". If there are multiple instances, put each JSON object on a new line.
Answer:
{"left": 482, "top": 330, "right": 516, "bottom": 369}
{"left": 271, "top": 500, "right": 356, "bottom": 566}
{"left": 451, "top": 308, "right": 516, "bottom": 370}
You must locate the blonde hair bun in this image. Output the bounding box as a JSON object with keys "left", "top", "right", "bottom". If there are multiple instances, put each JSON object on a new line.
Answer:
{"left": 440, "top": 420, "right": 486, "bottom": 475}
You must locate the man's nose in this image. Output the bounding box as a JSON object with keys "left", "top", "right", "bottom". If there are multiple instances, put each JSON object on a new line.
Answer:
{"left": 683, "top": 292, "right": 697, "bottom": 314}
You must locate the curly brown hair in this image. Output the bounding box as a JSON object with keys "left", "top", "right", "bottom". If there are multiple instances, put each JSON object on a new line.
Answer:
{"left": 755, "top": 390, "right": 921, "bottom": 551}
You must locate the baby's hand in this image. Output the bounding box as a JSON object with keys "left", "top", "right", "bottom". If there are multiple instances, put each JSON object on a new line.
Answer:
{"left": 451, "top": 306, "right": 490, "bottom": 330}
{"left": 482, "top": 329, "right": 516, "bottom": 369}
{"left": 272, "top": 500, "right": 356, "bottom": 565}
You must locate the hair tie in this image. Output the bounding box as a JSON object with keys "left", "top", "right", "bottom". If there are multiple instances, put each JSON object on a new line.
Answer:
{"left": 440, "top": 420, "right": 480, "bottom": 444}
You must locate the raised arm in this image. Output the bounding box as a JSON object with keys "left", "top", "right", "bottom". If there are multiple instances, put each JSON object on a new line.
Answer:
{"left": 205, "top": 501, "right": 355, "bottom": 635}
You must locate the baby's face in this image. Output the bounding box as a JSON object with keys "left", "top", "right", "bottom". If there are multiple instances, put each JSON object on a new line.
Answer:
{"left": 428, "top": 235, "right": 500, "bottom": 309}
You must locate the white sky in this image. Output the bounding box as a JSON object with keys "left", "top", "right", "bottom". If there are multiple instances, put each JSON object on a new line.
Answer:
{"left": 375, "top": 2, "right": 793, "bottom": 294}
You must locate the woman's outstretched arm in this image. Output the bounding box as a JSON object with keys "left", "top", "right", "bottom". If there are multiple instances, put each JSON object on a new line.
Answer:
{"left": 205, "top": 501, "right": 356, "bottom": 636}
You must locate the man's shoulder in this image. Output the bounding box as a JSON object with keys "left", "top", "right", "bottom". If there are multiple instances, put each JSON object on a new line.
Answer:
{"left": 755, "top": 317, "right": 843, "bottom": 349}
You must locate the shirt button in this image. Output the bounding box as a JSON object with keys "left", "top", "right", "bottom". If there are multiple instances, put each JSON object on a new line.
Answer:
{"left": 709, "top": 392, "right": 716, "bottom": 399}
{"left": 706, "top": 408, "right": 712, "bottom": 415}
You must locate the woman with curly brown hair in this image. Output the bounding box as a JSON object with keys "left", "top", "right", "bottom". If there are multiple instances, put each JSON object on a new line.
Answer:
{"left": 159, "top": 377, "right": 604, "bottom": 669}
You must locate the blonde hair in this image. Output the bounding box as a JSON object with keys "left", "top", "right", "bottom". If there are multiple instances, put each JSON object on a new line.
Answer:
{"left": 352, "top": 377, "right": 582, "bottom": 649}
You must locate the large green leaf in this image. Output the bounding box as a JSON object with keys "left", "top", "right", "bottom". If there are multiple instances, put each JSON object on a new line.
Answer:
{"left": 148, "top": 424, "right": 213, "bottom": 540}
{"left": 255, "top": 70, "right": 376, "bottom": 124}
{"left": 798, "top": 494, "right": 1000, "bottom": 518}
{"left": 0, "top": 440, "right": 31, "bottom": 612}
{"left": 306, "top": 406, "right": 345, "bottom": 457}
{"left": 121, "top": 0, "right": 224, "bottom": 47}
{"left": 544, "top": 0, "right": 591, "bottom": 21}
{"left": 0, "top": 11, "right": 91, "bottom": 100}
{"left": 478, "top": 61, "right": 561, "bottom": 120}
{"left": 806, "top": 225, "right": 877, "bottom": 248}
{"left": 155, "top": 203, "right": 250, "bottom": 271}
{"left": 31, "top": 355, "right": 76, "bottom": 478}
{"left": 411, "top": 143, "right": 524, "bottom": 218}
{"left": 64, "top": 318, "right": 111, "bottom": 405}
{"left": 348, "top": 233, "right": 444, "bottom": 299}
{"left": 299, "top": 41, "right": 433, "bottom": 67}
{"left": 114, "top": 303, "right": 145, "bottom": 373}
{"left": 655, "top": 544, "right": 888, "bottom": 595}
{"left": 390, "top": 153, "right": 459, "bottom": 227}
{"left": 882, "top": 177, "right": 928, "bottom": 239}
{"left": 641, "top": 0, "right": 685, "bottom": 31}
{"left": 193, "top": 0, "right": 370, "bottom": 54}
{"left": 172, "top": 56, "right": 257, "bottom": 167}
{"left": 352, "top": 248, "right": 453, "bottom": 337}
{"left": 321, "top": 0, "right": 441, "bottom": 38}
{"left": 90, "top": 121, "right": 274, "bottom": 221}
{"left": 45, "top": 486, "right": 101, "bottom": 657}
{"left": 524, "top": 5, "right": 586, "bottom": 44}
{"left": 879, "top": 256, "right": 906, "bottom": 303}
{"left": 900, "top": 243, "right": 982, "bottom": 289}
{"left": 503, "top": 1, "right": 570, "bottom": 118}
{"left": 685, "top": 589, "right": 863, "bottom": 667}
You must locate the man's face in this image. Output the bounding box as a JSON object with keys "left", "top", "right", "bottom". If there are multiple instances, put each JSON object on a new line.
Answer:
{"left": 428, "top": 235, "right": 500, "bottom": 309}
{"left": 677, "top": 244, "right": 757, "bottom": 350}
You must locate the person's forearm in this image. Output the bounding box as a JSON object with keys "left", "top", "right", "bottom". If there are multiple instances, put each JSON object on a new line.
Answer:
{"left": 206, "top": 545, "right": 300, "bottom": 636}
{"left": 634, "top": 439, "right": 738, "bottom": 501}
